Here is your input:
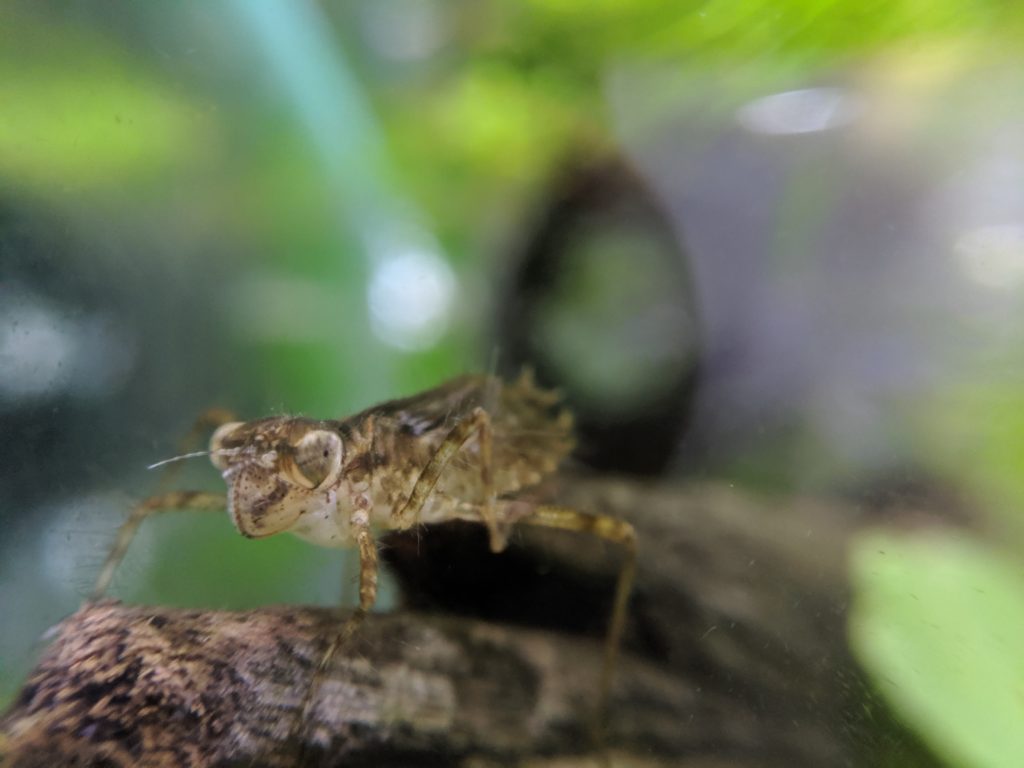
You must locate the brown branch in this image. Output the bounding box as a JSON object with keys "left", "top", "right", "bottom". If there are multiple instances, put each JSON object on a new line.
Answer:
{"left": 2, "top": 478, "right": 959, "bottom": 767}
{"left": 1, "top": 602, "right": 688, "bottom": 767}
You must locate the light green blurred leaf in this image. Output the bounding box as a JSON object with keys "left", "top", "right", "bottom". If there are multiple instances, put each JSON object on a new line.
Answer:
{"left": 520, "top": 0, "right": 1018, "bottom": 63}
{"left": 850, "top": 530, "right": 1024, "bottom": 768}
{"left": 0, "top": 15, "right": 206, "bottom": 193}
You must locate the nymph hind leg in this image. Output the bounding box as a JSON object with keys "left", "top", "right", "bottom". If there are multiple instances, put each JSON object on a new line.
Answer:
{"left": 515, "top": 504, "right": 637, "bottom": 736}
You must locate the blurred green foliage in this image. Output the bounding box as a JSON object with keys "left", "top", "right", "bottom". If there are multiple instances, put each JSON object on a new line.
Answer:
{"left": 914, "top": 386, "right": 1024, "bottom": 544}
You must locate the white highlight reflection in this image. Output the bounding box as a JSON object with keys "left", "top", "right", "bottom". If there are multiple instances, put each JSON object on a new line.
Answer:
{"left": 955, "top": 225, "right": 1024, "bottom": 290}
{"left": 737, "top": 87, "right": 858, "bottom": 135}
{"left": 368, "top": 248, "right": 456, "bottom": 350}
{"left": 0, "top": 285, "right": 136, "bottom": 402}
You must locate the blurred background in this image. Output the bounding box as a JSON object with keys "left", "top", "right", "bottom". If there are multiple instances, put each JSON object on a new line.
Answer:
{"left": 2, "top": 1, "right": 1024, "bottom": 766}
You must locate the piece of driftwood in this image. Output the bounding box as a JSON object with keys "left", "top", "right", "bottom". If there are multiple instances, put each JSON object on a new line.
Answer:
{"left": 1, "top": 477, "right": 951, "bottom": 767}
{"left": 0, "top": 602, "right": 690, "bottom": 768}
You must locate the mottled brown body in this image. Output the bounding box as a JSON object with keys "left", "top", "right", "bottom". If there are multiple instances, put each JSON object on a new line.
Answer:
{"left": 204, "top": 372, "right": 574, "bottom": 548}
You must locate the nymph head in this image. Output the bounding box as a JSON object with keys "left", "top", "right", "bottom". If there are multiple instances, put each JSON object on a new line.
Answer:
{"left": 208, "top": 418, "right": 344, "bottom": 538}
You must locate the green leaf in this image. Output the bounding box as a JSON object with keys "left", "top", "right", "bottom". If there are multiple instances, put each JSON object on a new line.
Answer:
{"left": 850, "top": 530, "right": 1024, "bottom": 768}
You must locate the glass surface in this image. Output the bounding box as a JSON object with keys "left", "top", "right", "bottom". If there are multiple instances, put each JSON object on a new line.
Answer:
{"left": 2, "top": 2, "right": 1023, "bottom": 766}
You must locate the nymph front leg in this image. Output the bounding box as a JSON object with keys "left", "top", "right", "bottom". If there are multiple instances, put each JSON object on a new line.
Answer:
{"left": 91, "top": 491, "right": 226, "bottom": 600}
{"left": 316, "top": 508, "right": 379, "bottom": 675}
{"left": 92, "top": 409, "right": 238, "bottom": 601}
{"left": 298, "top": 507, "right": 379, "bottom": 739}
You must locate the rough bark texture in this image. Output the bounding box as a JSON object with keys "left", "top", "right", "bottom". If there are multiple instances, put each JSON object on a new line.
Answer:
{"left": 1, "top": 602, "right": 687, "bottom": 768}
{"left": 1, "top": 477, "right": 949, "bottom": 767}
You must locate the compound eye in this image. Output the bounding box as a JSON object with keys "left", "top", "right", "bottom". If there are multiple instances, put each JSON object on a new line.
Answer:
{"left": 291, "top": 429, "right": 343, "bottom": 489}
{"left": 209, "top": 422, "right": 245, "bottom": 470}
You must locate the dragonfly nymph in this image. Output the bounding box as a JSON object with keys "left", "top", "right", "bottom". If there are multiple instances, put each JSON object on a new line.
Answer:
{"left": 92, "top": 371, "right": 636, "bottom": 741}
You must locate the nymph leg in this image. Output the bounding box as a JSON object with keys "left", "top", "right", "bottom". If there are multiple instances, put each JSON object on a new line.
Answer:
{"left": 518, "top": 504, "right": 637, "bottom": 734}
{"left": 395, "top": 406, "right": 504, "bottom": 551}
{"left": 91, "top": 408, "right": 238, "bottom": 600}
{"left": 298, "top": 510, "right": 379, "bottom": 745}
{"left": 90, "top": 491, "right": 226, "bottom": 600}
